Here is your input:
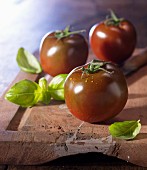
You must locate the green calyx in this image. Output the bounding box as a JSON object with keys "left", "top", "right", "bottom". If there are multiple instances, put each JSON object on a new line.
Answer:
{"left": 104, "top": 9, "right": 124, "bottom": 26}
{"left": 54, "top": 25, "right": 86, "bottom": 39}
{"left": 82, "top": 59, "right": 111, "bottom": 74}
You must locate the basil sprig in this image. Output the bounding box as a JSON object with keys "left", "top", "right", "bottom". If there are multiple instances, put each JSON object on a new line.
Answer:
{"left": 5, "top": 74, "right": 67, "bottom": 107}
{"left": 109, "top": 120, "right": 141, "bottom": 140}
{"left": 16, "top": 48, "right": 42, "bottom": 74}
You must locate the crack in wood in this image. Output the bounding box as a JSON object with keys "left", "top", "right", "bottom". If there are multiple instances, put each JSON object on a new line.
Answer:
{"left": 109, "top": 142, "right": 121, "bottom": 158}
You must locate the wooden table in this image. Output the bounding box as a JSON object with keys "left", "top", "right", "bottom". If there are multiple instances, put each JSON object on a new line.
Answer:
{"left": 0, "top": 0, "right": 147, "bottom": 169}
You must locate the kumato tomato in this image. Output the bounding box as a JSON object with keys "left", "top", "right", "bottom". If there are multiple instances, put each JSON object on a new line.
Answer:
{"left": 89, "top": 10, "right": 136, "bottom": 64}
{"left": 64, "top": 60, "right": 128, "bottom": 123}
{"left": 40, "top": 26, "right": 88, "bottom": 77}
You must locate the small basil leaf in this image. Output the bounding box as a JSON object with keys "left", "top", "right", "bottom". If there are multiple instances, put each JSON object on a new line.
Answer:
{"left": 39, "top": 77, "right": 51, "bottom": 104}
{"left": 5, "top": 80, "right": 42, "bottom": 107}
{"left": 16, "top": 47, "right": 42, "bottom": 74}
{"left": 39, "top": 77, "right": 48, "bottom": 90}
{"left": 109, "top": 120, "right": 141, "bottom": 140}
{"left": 48, "top": 74, "right": 68, "bottom": 100}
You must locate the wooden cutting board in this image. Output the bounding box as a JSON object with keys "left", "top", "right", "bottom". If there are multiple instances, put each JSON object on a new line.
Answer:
{"left": 0, "top": 51, "right": 147, "bottom": 167}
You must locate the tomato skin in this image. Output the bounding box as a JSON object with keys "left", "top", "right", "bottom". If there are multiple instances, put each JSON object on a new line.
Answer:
{"left": 40, "top": 32, "right": 88, "bottom": 77}
{"left": 64, "top": 62, "right": 128, "bottom": 123}
{"left": 89, "top": 20, "right": 137, "bottom": 64}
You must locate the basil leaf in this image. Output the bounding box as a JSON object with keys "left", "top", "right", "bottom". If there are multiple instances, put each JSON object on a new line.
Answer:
{"left": 5, "top": 80, "right": 42, "bottom": 107}
{"left": 16, "top": 47, "right": 42, "bottom": 74}
{"left": 39, "top": 77, "right": 51, "bottom": 104}
{"left": 39, "top": 77, "right": 48, "bottom": 90}
{"left": 48, "top": 74, "right": 68, "bottom": 100}
{"left": 109, "top": 120, "right": 141, "bottom": 140}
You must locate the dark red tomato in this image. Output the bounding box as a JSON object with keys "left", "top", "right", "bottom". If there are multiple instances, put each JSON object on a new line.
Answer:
{"left": 89, "top": 10, "right": 137, "bottom": 64}
{"left": 40, "top": 27, "right": 88, "bottom": 77}
{"left": 64, "top": 60, "right": 128, "bottom": 123}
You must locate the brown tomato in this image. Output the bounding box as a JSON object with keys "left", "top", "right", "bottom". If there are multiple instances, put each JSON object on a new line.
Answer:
{"left": 64, "top": 60, "right": 128, "bottom": 123}
{"left": 40, "top": 27, "right": 88, "bottom": 76}
{"left": 89, "top": 10, "right": 136, "bottom": 64}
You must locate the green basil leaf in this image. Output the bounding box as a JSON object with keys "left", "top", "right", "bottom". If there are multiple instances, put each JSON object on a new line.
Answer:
{"left": 40, "top": 91, "right": 51, "bottom": 105}
{"left": 39, "top": 77, "right": 51, "bottom": 104}
{"left": 5, "top": 80, "right": 42, "bottom": 107}
{"left": 109, "top": 120, "right": 141, "bottom": 140}
{"left": 48, "top": 74, "right": 68, "bottom": 100}
{"left": 16, "top": 47, "right": 42, "bottom": 74}
{"left": 39, "top": 77, "right": 48, "bottom": 90}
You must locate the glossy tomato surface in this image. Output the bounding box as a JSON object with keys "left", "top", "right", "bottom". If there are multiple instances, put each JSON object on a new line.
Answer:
{"left": 64, "top": 61, "right": 128, "bottom": 123}
{"left": 89, "top": 20, "right": 136, "bottom": 64}
{"left": 40, "top": 32, "right": 88, "bottom": 77}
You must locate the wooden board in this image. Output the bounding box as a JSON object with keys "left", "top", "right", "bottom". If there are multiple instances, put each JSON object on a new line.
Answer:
{"left": 0, "top": 53, "right": 147, "bottom": 167}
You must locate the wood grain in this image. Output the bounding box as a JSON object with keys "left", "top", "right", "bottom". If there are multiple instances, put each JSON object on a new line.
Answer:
{"left": 0, "top": 71, "right": 39, "bottom": 130}
{"left": 0, "top": 52, "right": 147, "bottom": 167}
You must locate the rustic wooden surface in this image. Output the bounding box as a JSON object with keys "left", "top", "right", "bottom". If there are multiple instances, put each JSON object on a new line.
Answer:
{"left": 1, "top": 0, "right": 147, "bottom": 169}
{"left": 0, "top": 49, "right": 147, "bottom": 168}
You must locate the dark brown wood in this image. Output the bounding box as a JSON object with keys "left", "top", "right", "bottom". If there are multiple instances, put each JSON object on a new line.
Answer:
{"left": 122, "top": 47, "right": 147, "bottom": 76}
{"left": 0, "top": 49, "right": 147, "bottom": 167}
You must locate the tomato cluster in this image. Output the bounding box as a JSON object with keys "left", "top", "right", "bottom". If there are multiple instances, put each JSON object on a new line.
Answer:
{"left": 40, "top": 11, "right": 136, "bottom": 123}
{"left": 40, "top": 11, "right": 136, "bottom": 76}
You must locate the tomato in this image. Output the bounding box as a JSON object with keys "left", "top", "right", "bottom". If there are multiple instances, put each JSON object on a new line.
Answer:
{"left": 40, "top": 26, "right": 88, "bottom": 76}
{"left": 64, "top": 60, "right": 128, "bottom": 123}
{"left": 89, "top": 10, "right": 137, "bottom": 64}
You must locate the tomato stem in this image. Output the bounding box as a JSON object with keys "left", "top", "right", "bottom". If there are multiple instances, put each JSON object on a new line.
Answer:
{"left": 110, "top": 9, "right": 119, "bottom": 22}
{"left": 54, "top": 25, "right": 86, "bottom": 39}
{"left": 105, "top": 9, "right": 124, "bottom": 26}
{"left": 82, "top": 60, "right": 112, "bottom": 75}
